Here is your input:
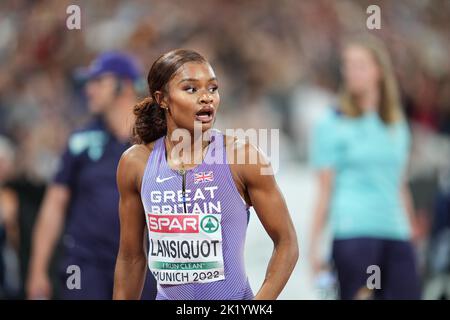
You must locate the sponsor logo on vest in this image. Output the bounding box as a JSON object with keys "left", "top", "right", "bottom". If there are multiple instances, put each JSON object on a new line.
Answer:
{"left": 156, "top": 175, "right": 175, "bottom": 183}
{"left": 200, "top": 215, "right": 219, "bottom": 233}
{"left": 148, "top": 214, "right": 199, "bottom": 233}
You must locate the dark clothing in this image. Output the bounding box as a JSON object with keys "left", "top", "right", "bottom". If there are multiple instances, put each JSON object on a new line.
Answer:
{"left": 54, "top": 117, "right": 123, "bottom": 264}
{"left": 53, "top": 116, "right": 156, "bottom": 299}
{"left": 59, "top": 254, "right": 156, "bottom": 300}
{"left": 332, "top": 237, "right": 421, "bottom": 300}
{"left": 4, "top": 178, "right": 48, "bottom": 299}
{"left": 0, "top": 223, "right": 5, "bottom": 297}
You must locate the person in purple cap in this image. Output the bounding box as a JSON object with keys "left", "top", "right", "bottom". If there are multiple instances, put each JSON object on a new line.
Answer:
{"left": 26, "top": 52, "right": 157, "bottom": 300}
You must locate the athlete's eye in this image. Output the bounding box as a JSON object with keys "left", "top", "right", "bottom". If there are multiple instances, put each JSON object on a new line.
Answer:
{"left": 184, "top": 86, "right": 197, "bottom": 93}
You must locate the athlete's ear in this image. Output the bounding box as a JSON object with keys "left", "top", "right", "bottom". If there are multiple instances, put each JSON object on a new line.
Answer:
{"left": 154, "top": 91, "right": 169, "bottom": 112}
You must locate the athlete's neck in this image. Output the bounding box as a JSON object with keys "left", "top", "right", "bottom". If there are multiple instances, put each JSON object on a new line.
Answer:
{"left": 165, "top": 127, "right": 212, "bottom": 170}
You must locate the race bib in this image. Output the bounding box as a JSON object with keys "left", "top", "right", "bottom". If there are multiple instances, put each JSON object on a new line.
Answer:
{"left": 146, "top": 212, "right": 225, "bottom": 285}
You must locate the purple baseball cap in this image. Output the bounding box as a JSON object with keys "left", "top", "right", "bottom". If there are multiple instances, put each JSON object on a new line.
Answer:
{"left": 76, "top": 51, "right": 141, "bottom": 82}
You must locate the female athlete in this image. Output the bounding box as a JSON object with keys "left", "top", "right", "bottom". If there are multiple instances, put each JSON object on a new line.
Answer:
{"left": 113, "top": 49, "right": 298, "bottom": 300}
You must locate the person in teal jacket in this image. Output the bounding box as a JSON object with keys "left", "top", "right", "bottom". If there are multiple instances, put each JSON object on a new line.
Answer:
{"left": 309, "top": 35, "right": 420, "bottom": 299}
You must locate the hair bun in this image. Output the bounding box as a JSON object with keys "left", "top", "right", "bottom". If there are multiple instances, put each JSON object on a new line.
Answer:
{"left": 133, "top": 96, "right": 167, "bottom": 144}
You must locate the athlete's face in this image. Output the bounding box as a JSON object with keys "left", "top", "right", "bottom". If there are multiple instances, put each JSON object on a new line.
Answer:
{"left": 85, "top": 73, "right": 118, "bottom": 114}
{"left": 162, "top": 62, "right": 220, "bottom": 133}
{"left": 342, "top": 45, "right": 381, "bottom": 96}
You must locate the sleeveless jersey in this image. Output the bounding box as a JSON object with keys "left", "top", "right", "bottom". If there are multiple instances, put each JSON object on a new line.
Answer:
{"left": 140, "top": 129, "right": 254, "bottom": 300}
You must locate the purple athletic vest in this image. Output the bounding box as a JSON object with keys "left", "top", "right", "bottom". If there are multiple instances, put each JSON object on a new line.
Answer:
{"left": 141, "top": 129, "right": 254, "bottom": 300}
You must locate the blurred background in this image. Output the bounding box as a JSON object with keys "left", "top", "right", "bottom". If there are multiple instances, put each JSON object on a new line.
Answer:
{"left": 0, "top": 0, "right": 449, "bottom": 299}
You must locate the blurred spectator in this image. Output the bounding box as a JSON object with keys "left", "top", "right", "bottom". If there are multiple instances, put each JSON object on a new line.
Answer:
{"left": 0, "top": 135, "right": 20, "bottom": 298}
{"left": 26, "top": 52, "right": 156, "bottom": 300}
{"left": 308, "top": 35, "right": 421, "bottom": 299}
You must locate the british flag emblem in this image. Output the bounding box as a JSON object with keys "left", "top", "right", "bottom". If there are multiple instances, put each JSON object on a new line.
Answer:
{"left": 194, "top": 171, "right": 214, "bottom": 184}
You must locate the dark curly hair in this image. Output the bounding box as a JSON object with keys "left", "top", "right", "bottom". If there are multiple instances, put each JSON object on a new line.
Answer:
{"left": 133, "top": 49, "right": 207, "bottom": 144}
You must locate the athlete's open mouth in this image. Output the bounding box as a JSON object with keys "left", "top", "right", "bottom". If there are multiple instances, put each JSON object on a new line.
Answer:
{"left": 195, "top": 106, "right": 215, "bottom": 123}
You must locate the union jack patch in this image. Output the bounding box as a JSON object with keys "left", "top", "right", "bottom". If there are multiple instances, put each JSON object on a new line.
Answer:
{"left": 194, "top": 171, "right": 214, "bottom": 184}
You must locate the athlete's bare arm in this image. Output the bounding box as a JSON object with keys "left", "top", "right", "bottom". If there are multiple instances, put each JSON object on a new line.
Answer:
{"left": 113, "top": 143, "right": 152, "bottom": 300}
{"left": 228, "top": 138, "right": 299, "bottom": 300}
{"left": 27, "top": 184, "right": 71, "bottom": 299}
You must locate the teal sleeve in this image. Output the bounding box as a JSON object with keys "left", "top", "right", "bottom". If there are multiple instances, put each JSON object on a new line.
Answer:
{"left": 309, "top": 114, "right": 339, "bottom": 169}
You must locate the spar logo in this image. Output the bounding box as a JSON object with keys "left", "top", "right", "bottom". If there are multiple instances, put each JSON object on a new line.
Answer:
{"left": 148, "top": 214, "right": 221, "bottom": 234}
{"left": 200, "top": 215, "right": 219, "bottom": 233}
{"left": 148, "top": 214, "right": 199, "bottom": 233}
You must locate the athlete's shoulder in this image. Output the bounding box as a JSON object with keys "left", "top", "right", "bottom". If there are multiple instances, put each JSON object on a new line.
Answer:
{"left": 222, "top": 133, "right": 270, "bottom": 168}
{"left": 120, "top": 142, "right": 156, "bottom": 167}
{"left": 117, "top": 142, "right": 156, "bottom": 188}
